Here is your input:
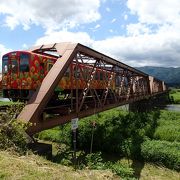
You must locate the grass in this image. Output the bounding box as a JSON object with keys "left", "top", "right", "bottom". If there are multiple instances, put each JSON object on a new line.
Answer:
{"left": 154, "top": 110, "right": 180, "bottom": 142}
{"left": 0, "top": 151, "right": 116, "bottom": 180}
{"left": 141, "top": 139, "right": 180, "bottom": 170}
{"left": 170, "top": 89, "right": 180, "bottom": 104}
{"left": 0, "top": 101, "right": 22, "bottom": 106}
{"left": 0, "top": 150, "right": 179, "bottom": 180}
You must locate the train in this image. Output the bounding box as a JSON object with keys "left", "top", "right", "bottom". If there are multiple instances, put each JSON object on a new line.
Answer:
{"left": 1, "top": 51, "right": 115, "bottom": 101}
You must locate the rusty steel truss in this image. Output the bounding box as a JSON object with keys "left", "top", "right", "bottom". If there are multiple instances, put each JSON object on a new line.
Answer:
{"left": 17, "top": 42, "right": 167, "bottom": 135}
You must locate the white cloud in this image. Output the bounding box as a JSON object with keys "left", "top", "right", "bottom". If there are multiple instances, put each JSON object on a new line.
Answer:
{"left": 111, "top": 18, "right": 116, "bottom": 23}
{"left": 106, "top": 7, "right": 111, "bottom": 12}
{"left": 22, "top": 43, "right": 29, "bottom": 50}
{"left": 94, "top": 24, "right": 101, "bottom": 29}
{"left": 126, "top": 23, "right": 151, "bottom": 36}
{"left": 92, "top": 31, "right": 180, "bottom": 67}
{"left": 124, "top": 14, "right": 128, "bottom": 20}
{"left": 0, "top": 0, "right": 101, "bottom": 31}
{"left": 127, "top": 0, "right": 180, "bottom": 25}
{"left": 35, "top": 28, "right": 180, "bottom": 67}
{"left": 0, "top": 44, "right": 11, "bottom": 72}
{"left": 35, "top": 31, "right": 93, "bottom": 47}
{"left": 20, "top": 0, "right": 180, "bottom": 68}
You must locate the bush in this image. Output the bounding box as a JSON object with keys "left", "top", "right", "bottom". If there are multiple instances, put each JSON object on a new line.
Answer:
{"left": 38, "top": 109, "right": 160, "bottom": 159}
{"left": 0, "top": 104, "right": 28, "bottom": 153}
{"left": 141, "top": 139, "right": 180, "bottom": 170}
{"left": 108, "top": 162, "right": 135, "bottom": 179}
{"left": 85, "top": 152, "right": 105, "bottom": 170}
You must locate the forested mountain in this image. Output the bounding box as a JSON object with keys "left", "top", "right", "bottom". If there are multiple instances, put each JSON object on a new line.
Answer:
{"left": 136, "top": 66, "right": 180, "bottom": 87}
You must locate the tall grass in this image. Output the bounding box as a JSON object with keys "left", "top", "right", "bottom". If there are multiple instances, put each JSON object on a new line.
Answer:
{"left": 154, "top": 110, "right": 180, "bottom": 142}
{"left": 141, "top": 139, "right": 180, "bottom": 170}
{"left": 170, "top": 89, "right": 180, "bottom": 104}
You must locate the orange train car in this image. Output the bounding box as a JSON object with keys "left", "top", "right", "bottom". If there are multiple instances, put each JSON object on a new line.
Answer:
{"left": 2, "top": 51, "right": 115, "bottom": 101}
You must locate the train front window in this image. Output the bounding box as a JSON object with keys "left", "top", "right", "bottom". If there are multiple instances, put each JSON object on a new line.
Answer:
{"left": 2, "top": 56, "right": 8, "bottom": 73}
{"left": 11, "top": 59, "right": 18, "bottom": 73}
{"left": 20, "top": 53, "right": 29, "bottom": 72}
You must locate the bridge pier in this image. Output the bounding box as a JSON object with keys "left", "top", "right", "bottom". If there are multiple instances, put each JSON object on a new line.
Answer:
{"left": 129, "top": 92, "right": 170, "bottom": 112}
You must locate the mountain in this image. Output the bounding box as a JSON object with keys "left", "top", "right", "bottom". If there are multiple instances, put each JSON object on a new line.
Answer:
{"left": 135, "top": 66, "right": 180, "bottom": 87}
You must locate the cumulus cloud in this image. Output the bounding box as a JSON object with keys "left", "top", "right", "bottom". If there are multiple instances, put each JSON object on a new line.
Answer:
{"left": 35, "top": 31, "right": 93, "bottom": 47}
{"left": 92, "top": 33, "right": 180, "bottom": 67}
{"left": 90, "top": 0, "right": 180, "bottom": 67}
{"left": 0, "top": 0, "right": 101, "bottom": 31}
{"left": 0, "top": 44, "right": 11, "bottom": 72}
{"left": 34, "top": 0, "right": 180, "bottom": 67}
{"left": 127, "top": 0, "right": 180, "bottom": 25}
{"left": 106, "top": 7, "right": 111, "bottom": 12}
{"left": 1, "top": 0, "right": 180, "bottom": 67}
{"left": 124, "top": 14, "right": 128, "bottom": 21}
{"left": 111, "top": 18, "right": 116, "bottom": 23}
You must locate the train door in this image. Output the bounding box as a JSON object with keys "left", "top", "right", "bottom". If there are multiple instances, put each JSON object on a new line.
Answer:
{"left": 2, "top": 55, "right": 9, "bottom": 89}
{"left": 19, "top": 53, "right": 30, "bottom": 90}
{"left": 9, "top": 54, "right": 19, "bottom": 89}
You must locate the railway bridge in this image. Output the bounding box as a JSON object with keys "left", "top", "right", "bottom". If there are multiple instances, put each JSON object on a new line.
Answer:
{"left": 15, "top": 42, "right": 168, "bottom": 135}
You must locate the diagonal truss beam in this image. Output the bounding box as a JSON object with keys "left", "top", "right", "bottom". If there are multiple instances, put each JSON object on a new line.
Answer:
{"left": 18, "top": 43, "right": 78, "bottom": 125}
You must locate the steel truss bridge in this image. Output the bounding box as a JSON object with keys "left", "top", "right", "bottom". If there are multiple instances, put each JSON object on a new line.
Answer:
{"left": 16, "top": 42, "right": 167, "bottom": 135}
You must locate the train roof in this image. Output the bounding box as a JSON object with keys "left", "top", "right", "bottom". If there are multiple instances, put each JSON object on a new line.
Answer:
{"left": 2, "top": 50, "right": 57, "bottom": 59}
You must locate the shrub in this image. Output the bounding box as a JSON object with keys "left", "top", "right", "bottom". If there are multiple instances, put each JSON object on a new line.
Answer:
{"left": 0, "top": 103, "right": 28, "bottom": 153}
{"left": 107, "top": 161, "right": 134, "bottom": 179}
{"left": 38, "top": 109, "right": 160, "bottom": 159}
{"left": 141, "top": 139, "right": 180, "bottom": 170}
{"left": 85, "top": 152, "right": 105, "bottom": 170}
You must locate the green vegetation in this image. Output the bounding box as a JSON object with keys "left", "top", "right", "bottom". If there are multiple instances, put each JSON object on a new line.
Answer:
{"left": 0, "top": 91, "right": 180, "bottom": 179}
{"left": 1, "top": 150, "right": 179, "bottom": 180}
{"left": 0, "top": 100, "right": 23, "bottom": 106}
{"left": 38, "top": 107, "right": 180, "bottom": 172}
{"left": 0, "top": 101, "right": 15, "bottom": 106}
{"left": 154, "top": 110, "right": 180, "bottom": 142}
{"left": 0, "top": 103, "right": 28, "bottom": 153}
{"left": 0, "top": 151, "right": 115, "bottom": 180}
{"left": 141, "top": 140, "right": 180, "bottom": 170}
{"left": 39, "top": 109, "right": 159, "bottom": 157}
{"left": 170, "top": 89, "right": 180, "bottom": 104}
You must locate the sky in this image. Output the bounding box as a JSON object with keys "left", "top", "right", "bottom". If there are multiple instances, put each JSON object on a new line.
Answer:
{"left": 0, "top": 0, "right": 180, "bottom": 68}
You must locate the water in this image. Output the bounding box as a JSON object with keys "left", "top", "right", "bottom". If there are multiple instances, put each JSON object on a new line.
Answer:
{"left": 164, "top": 104, "right": 180, "bottom": 112}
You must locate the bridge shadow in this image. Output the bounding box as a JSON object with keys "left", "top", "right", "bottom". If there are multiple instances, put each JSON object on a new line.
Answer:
{"left": 131, "top": 160, "right": 145, "bottom": 179}
{"left": 129, "top": 109, "right": 161, "bottom": 179}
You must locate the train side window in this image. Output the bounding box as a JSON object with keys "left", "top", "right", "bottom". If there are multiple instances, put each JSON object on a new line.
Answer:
{"left": 115, "top": 76, "right": 120, "bottom": 86}
{"left": 20, "top": 54, "right": 29, "bottom": 72}
{"left": 11, "top": 59, "right": 18, "bottom": 73}
{"left": 2, "top": 56, "right": 8, "bottom": 73}
{"left": 47, "top": 63, "right": 53, "bottom": 71}
{"left": 74, "top": 66, "right": 81, "bottom": 79}
{"left": 94, "top": 71, "right": 99, "bottom": 80}
{"left": 99, "top": 71, "right": 103, "bottom": 80}
{"left": 64, "top": 68, "right": 70, "bottom": 77}
{"left": 82, "top": 67, "right": 87, "bottom": 79}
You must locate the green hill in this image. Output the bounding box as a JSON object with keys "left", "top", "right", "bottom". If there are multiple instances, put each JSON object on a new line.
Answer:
{"left": 136, "top": 66, "right": 180, "bottom": 87}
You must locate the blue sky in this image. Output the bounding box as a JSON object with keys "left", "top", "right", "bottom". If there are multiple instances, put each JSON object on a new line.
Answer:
{"left": 0, "top": 0, "right": 180, "bottom": 67}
